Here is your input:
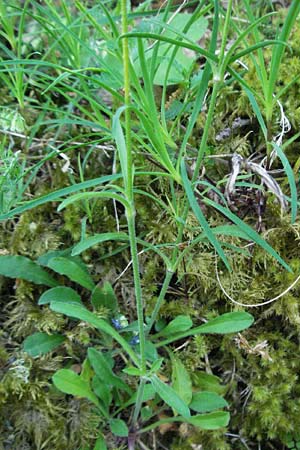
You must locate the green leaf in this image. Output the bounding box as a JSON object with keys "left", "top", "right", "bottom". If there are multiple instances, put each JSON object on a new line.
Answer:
{"left": 109, "top": 419, "right": 128, "bottom": 437}
{"left": 150, "top": 374, "right": 190, "bottom": 418}
{"left": 144, "top": 340, "right": 158, "bottom": 362}
{"left": 52, "top": 369, "right": 104, "bottom": 412}
{"left": 112, "top": 107, "right": 128, "bottom": 190}
{"left": 47, "top": 257, "right": 95, "bottom": 290}
{"left": 150, "top": 358, "right": 164, "bottom": 374}
{"left": 50, "top": 302, "right": 140, "bottom": 366}
{"left": 143, "top": 13, "right": 208, "bottom": 85}
{"left": 243, "top": 87, "right": 267, "bottom": 139}
{"left": 122, "top": 367, "right": 143, "bottom": 376}
{"left": 92, "top": 375, "right": 111, "bottom": 409}
{"left": 195, "top": 312, "right": 254, "bottom": 334}
{"left": 125, "top": 383, "right": 156, "bottom": 407}
{"left": 192, "top": 372, "right": 225, "bottom": 395}
{"left": 88, "top": 348, "right": 132, "bottom": 394}
{"left": 181, "top": 160, "right": 230, "bottom": 270}
{"left": 272, "top": 142, "right": 297, "bottom": 224}
{"left": 159, "top": 315, "right": 193, "bottom": 336}
{"left": 203, "top": 197, "right": 291, "bottom": 272}
{"left": 190, "top": 391, "right": 228, "bottom": 413}
{"left": 38, "top": 286, "right": 82, "bottom": 305}
{"left": 188, "top": 411, "right": 230, "bottom": 429}
{"left": 91, "top": 282, "right": 118, "bottom": 312}
{"left": 0, "top": 255, "right": 58, "bottom": 287}
{"left": 93, "top": 436, "right": 107, "bottom": 450}
{"left": 171, "top": 355, "right": 192, "bottom": 405}
{"left": 0, "top": 174, "right": 122, "bottom": 221}
{"left": 23, "top": 332, "right": 65, "bottom": 357}
{"left": 72, "top": 232, "right": 129, "bottom": 256}
{"left": 57, "top": 191, "right": 130, "bottom": 212}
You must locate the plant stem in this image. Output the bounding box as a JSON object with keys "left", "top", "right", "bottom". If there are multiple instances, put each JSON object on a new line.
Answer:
{"left": 121, "top": 0, "right": 146, "bottom": 373}
{"left": 132, "top": 378, "right": 146, "bottom": 424}
{"left": 145, "top": 0, "right": 229, "bottom": 334}
{"left": 145, "top": 269, "right": 174, "bottom": 335}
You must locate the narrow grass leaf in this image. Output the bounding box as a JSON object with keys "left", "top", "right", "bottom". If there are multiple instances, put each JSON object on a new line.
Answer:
{"left": 272, "top": 142, "right": 297, "bottom": 223}
{"left": 243, "top": 87, "right": 267, "bottom": 139}
{"left": 0, "top": 174, "right": 122, "bottom": 221}
{"left": 202, "top": 197, "right": 291, "bottom": 271}
{"left": 181, "top": 160, "right": 230, "bottom": 270}
{"left": 57, "top": 191, "right": 130, "bottom": 212}
{"left": 112, "top": 107, "right": 128, "bottom": 190}
{"left": 72, "top": 232, "right": 129, "bottom": 256}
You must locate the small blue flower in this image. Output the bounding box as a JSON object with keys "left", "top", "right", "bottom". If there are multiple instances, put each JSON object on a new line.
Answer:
{"left": 111, "top": 318, "right": 123, "bottom": 330}
{"left": 129, "top": 335, "right": 140, "bottom": 346}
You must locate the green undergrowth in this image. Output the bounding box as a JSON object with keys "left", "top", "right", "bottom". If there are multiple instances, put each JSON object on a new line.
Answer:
{"left": 1, "top": 1, "right": 300, "bottom": 449}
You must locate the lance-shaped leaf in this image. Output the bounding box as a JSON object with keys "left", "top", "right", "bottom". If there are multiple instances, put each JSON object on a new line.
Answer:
{"left": 24, "top": 332, "right": 65, "bottom": 357}
{"left": 39, "top": 286, "right": 82, "bottom": 305}
{"left": 0, "top": 255, "right": 58, "bottom": 287}
{"left": 150, "top": 374, "right": 190, "bottom": 418}
{"left": 47, "top": 257, "right": 95, "bottom": 290}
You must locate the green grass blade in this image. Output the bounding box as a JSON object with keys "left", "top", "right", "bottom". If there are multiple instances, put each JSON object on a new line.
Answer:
{"left": 181, "top": 160, "right": 230, "bottom": 270}
{"left": 0, "top": 174, "right": 122, "bottom": 221}
{"left": 272, "top": 143, "right": 297, "bottom": 223}
{"left": 57, "top": 191, "right": 130, "bottom": 212}
{"left": 243, "top": 87, "right": 267, "bottom": 139}
{"left": 202, "top": 197, "right": 291, "bottom": 272}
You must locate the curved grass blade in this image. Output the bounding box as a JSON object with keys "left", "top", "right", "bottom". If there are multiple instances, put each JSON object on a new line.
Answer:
{"left": 181, "top": 160, "right": 230, "bottom": 270}
{"left": 202, "top": 197, "right": 291, "bottom": 272}
{"left": 0, "top": 174, "right": 122, "bottom": 221}
{"left": 272, "top": 143, "right": 297, "bottom": 223}
{"left": 120, "top": 32, "right": 217, "bottom": 63}
{"left": 57, "top": 191, "right": 130, "bottom": 212}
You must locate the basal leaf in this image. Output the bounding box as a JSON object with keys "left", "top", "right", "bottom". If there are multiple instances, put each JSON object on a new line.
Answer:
{"left": 150, "top": 374, "right": 190, "bottom": 418}
{"left": 47, "top": 257, "right": 95, "bottom": 290}
{"left": 49, "top": 302, "right": 139, "bottom": 366}
{"left": 194, "top": 312, "right": 254, "bottom": 334}
{"left": 52, "top": 369, "right": 102, "bottom": 410}
{"left": 23, "top": 332, "right": 65, "bottom": 357}
{"left": 188, "top": 411, "right": 230, "bottom": 429}
{"left": 190, "top": 391, "right": 228, "bottom": 413}
{"left": 38, "top": 286, "right": 82, "bottom": 305}
{"left": 109, "top": 419, "right": 128, "bottom": 437}
{"left": 171, "top": 355, "right": 193, "bottom": 405}
{"left": 0, "top": 255, "right": 58, "bottom": 287}
{"left": 159, "top": 315, "right": 193, "bottom": 336}
{"left": 88, "top": 348, "right": 132, "bottom": 394}
{"left": 91, "top": 282, "right": 118, "bottom": 312}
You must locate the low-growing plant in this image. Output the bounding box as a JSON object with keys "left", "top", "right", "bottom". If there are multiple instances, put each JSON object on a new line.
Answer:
{"left": 0, "top": 252, "right": 253, "bottom": 449}
{"left": 0, "top": 0, "right": 299, "bottom": 448}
